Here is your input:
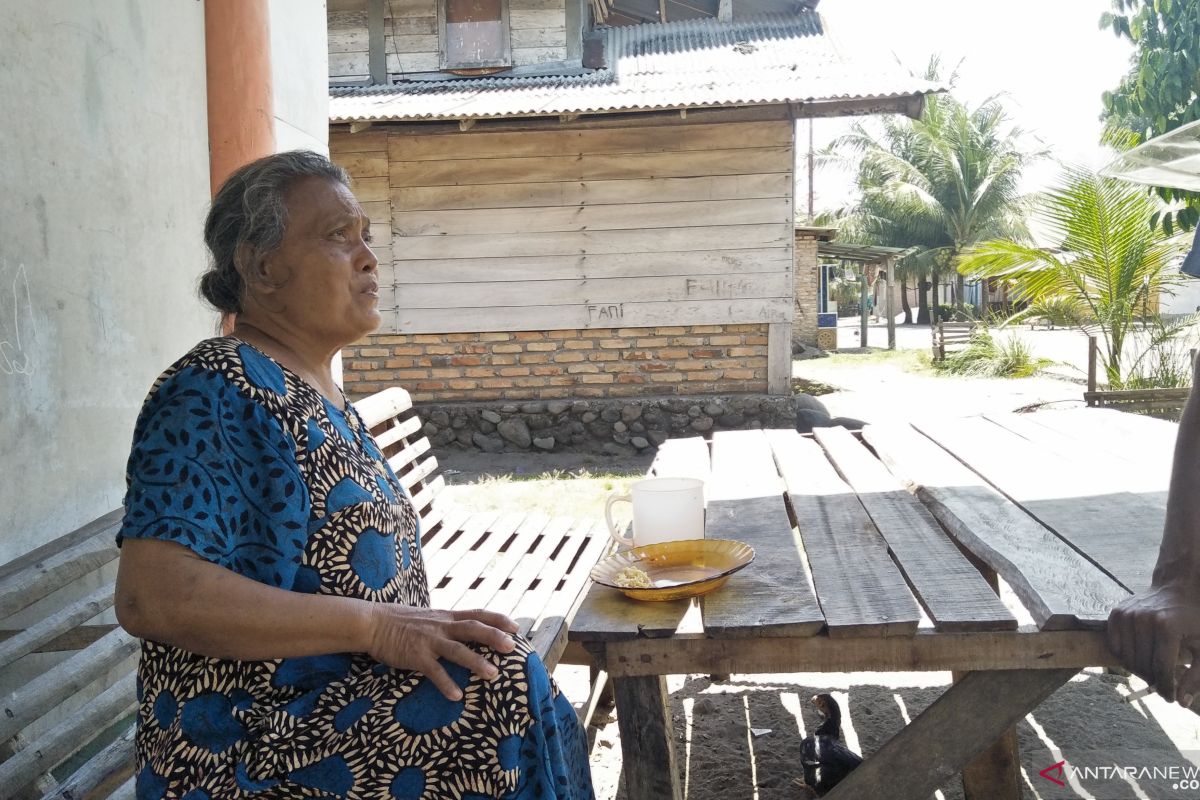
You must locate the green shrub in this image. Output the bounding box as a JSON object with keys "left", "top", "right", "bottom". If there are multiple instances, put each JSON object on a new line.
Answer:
{"left": 935, "top": 328, "right": 1052, "bottom": 378}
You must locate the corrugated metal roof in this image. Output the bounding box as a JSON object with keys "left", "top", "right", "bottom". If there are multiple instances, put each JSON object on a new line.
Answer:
{"left": 329, "top": 12, "right": 941, "bottom": 123}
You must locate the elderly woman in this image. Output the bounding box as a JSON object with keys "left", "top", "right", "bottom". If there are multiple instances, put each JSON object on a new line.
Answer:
{"left": 114, "top": 151, "right": 594, "bottom": 799}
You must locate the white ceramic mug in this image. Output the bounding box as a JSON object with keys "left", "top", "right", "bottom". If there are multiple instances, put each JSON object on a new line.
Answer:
{"left": 604, "top": 477, "right": 705, "bottom": 548}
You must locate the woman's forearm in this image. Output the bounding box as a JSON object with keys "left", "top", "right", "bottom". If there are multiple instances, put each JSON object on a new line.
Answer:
{"left": 115, "top": 537, "right": 371, "bottom": 661}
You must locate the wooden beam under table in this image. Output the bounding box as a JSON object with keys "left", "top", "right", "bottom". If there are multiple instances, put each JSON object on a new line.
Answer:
{"left": 599, "top": 629, "right": 1115, "bottom": 677}
{"left": 824, "top": 668, "right": 1078, "bottom": 800}
{"left": 613, "top": 675, "right": 682, "bottom": 800}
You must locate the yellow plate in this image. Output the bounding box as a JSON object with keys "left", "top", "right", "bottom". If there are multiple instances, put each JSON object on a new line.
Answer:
{"left": 590, "top": 539, "right": 755, "bottom": 601}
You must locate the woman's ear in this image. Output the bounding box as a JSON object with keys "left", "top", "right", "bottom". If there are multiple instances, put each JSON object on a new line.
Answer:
{"left": 234, "top": 243, "right": 278, "bottom": 296}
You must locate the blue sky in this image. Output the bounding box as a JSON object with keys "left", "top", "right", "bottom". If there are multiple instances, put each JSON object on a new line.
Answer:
{"left": 808, "top": 0, "right": 1136, "bottom": 215}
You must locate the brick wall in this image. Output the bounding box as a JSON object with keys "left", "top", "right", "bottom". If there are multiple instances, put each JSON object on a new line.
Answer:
{"left": 342, "top": 324, "right": 770, "bottom": 402}
{"left": 793, "top": 232, "right": 821, "bottom": 347}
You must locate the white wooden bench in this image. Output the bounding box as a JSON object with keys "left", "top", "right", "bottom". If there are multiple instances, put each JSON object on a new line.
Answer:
{"left": 0, "top": 386, "right": 606, "bottom": 799}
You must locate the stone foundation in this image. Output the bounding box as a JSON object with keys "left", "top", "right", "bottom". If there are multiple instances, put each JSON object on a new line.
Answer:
{"left": 414, "top": 394, "right": 804, "bottom": 456}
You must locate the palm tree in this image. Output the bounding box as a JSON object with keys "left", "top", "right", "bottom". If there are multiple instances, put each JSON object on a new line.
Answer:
{"left": 826, "top": 60, "right": 1037, "bottom": 322}
{"left": 958, "top": 165, "right": 1191, "bottom": 387}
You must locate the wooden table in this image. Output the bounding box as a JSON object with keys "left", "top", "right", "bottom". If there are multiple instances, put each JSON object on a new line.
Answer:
{"left": 569, "top": 408, "right": 1177, "bottom": 800}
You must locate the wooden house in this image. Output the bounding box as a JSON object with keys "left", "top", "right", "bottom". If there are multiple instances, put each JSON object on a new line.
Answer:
{"left": 327, "top": 0, "right": 936, "bottom": 404}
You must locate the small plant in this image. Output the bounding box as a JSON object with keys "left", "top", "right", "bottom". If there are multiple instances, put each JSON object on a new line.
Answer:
{"left": 1122, "top": 318, "right": 1199, "bottom": 389}
{"left": 791, "top": 377, "right": 838, "bottom": 396}
{"left": 935, "top": 328, "right": 1052, "bottom": 378}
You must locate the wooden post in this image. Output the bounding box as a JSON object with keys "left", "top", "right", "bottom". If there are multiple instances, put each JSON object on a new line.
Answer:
{"left": 767, "top": 323, "right": 791, "bottom": 395}
{"left": 886, "top": 257, "right": 896, "bottom": 350}
{"left": 859, "top": 266, "right": 869, "bottom": 347}
{"left": 368, "top": 0, "right": 386, "bottom": 85}
{"left": 1087, "top": 335, "right": 1098, "bottom": 393}
{"left": 952, "top": 565, "right": 1023, "bottom": 800}
{"left": 613, "top": 676, "right": 683, "bottom": 800}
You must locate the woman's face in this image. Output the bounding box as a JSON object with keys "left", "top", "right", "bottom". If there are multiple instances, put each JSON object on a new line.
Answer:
{"left": 254, "top": 176, "right": 380, "bottom": 347}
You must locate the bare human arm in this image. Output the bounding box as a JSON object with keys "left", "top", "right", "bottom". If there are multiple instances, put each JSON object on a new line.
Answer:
{"left": 116, "top": 537, "right": 518, "bottom": 701}
{"left": 1107, "top": 357, "right": 1200, "bottom": 706}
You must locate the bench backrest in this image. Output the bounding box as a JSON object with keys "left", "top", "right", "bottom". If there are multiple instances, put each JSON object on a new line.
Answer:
{"left": 0, "top": 388, "right": 447, "bottom": 800}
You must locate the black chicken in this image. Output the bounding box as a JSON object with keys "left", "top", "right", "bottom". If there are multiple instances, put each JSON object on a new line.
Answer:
{"left": 795, "top": 693, "right": 862, "bottom": 797}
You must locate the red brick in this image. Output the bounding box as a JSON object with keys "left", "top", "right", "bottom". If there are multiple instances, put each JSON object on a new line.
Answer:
{"left": 654, "top": 326, "right": 687, "bottom": 335}
{"left": 675, "top": 361, "right": 708, "bottom": 371}
{"left": 515, "top": 332, "right": 545, "bottom": 341}
{"left": 671, "top": 337, "right": 704, "bottom": 346}
{"left": 649, "top": 373, "right": 684, "bottom": 383}
{"left": 531, "top": 366, "right": 563, "bottom": 376}
{"left": 448, "top": 379, "right": 478, "bottom": 390}
{"left": 451, "top": 355, "right": 482, "bottom": 366}
{"left": 727, "top": 347, "right": 762, "bottom": 357}
{"left": 359, "top": 347, "right": 389, "bottom": 357}
{"left": 425, "top": 345, "right": 454, "bottom": 355}
{"left": 635, "top": 337, "right": 668, "bottom": 347}
{"left": 553, "top": 352, "right": 585, "bottom": 363}
{"left": 385, "top": 357, "right": 415, "bottom": 368}
{"left": 465, "top": 367, "right": 493, "bottom": 377}
{"left": 745, "top": 336, "right": 769, "bottom": 345}
{"left": 413, "top": 335, "right": 444, "bottom": 344}
{"left": 375, "top": 335, "right": 410, "bottom": 345}
{"left": 492, "top": 355, "right": 517, "bottom": 365}
{"left": 499, "top": 367, "right": 531, "bottom": 377}
{"left": 617, "top": 374, "right": 646, "bottom": 384}
{"left": 724, "top": 369, "right": 756, "bottom": 380}
{"left": 444, "top": 333, "right": 473, "bottom": 342}
{"left": 686, "top": 370, "right": 725, "bottom": 380}
{"left": 564, "top": 340, "right": 594, "bottom": 350}
{"left": 492, "top": 344, "right": 522, "bottom": 353}
{"left": 588, "top": 351, "right": 619, "bottom": 362}
{"left": 639, "top": 362, "right": 671, "bottom": 372}
{"left": 546, "top": 329, "right": 579, "bottom": 339}
{"left": 580, "top": 374, "right": 615, "bottom": 384}
{"left": 708, "top": 336, "right": 742, "bottom": 346}
{"left": 520, "top": 353, "right": 550, "bottom": 364}
{"left": 690, "top": 348, "right": 722, "bottom": 358}
{"left": 691, "top": 325, "right": 723, "bottom": 334}
{"left": 389, "top": 345, "right": 423, "bottom": 355}
{"left": 430, "top": 368, "right": 460, "bottom": 378}
{"left": 598, "top": 339, "right": 630, "bottom": 349}
{"left": 479, "top": 332, "right": 512, "bottom": 342}
{"left": 481, "top": 378, "right": 514, "bottom": 389}
{"left": 525, "top": 342, "right": 557, "bottom": 352}
{"left": 416, "top": 381, "right": 445, "bottom": 391}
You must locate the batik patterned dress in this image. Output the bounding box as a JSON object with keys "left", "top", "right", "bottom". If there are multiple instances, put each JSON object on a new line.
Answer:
{"left": 119, "top": 337, "right": 594, "bottom": 800}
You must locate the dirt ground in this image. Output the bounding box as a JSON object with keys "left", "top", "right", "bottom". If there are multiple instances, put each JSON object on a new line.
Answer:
{"left": 436, "top": 335, "right": 1200, "bottom": 800}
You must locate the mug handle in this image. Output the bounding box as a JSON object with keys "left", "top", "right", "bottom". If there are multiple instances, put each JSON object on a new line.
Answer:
{"left": 604, "top": 493, "right": 636, "bottom": 548}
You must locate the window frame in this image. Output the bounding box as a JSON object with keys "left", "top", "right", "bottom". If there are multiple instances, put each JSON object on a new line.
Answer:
{"left": 437, "top": 0, "right": 514, "bottom": 71}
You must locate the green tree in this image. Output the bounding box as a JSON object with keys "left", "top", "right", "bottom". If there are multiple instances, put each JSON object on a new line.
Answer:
{"left": 827, "top": 65, "right": 1036, "bottom": 322}
{"left": 958, "top": 165, "right": 1191, "bottom": 387}
{"left": 1101, "top": 0, "right": 1200, "bottom": 233}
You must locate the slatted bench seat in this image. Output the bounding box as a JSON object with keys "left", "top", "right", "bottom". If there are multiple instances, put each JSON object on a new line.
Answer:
{"left": 0, "top": 386, "right": 606, "bottom": 800}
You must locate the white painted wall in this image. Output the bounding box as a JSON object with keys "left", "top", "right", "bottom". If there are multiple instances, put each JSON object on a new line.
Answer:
{"left": 0, "top": 1, "right": 214, "bottom": 563}
{"left": 271, "top": 0, "right": 331, "bottom": 155}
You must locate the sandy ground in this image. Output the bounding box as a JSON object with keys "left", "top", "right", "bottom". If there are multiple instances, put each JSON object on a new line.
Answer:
{"left": 437, "top": 325, "right": 1200, "bottom": 800}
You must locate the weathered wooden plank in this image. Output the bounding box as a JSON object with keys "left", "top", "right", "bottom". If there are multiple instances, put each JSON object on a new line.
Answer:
{"left": 396, "top": 273, "right": 791, "bottom": 309}
{"left": 916, "top": 416, "right": 1162, "bottom": 593}
{"left": 386, "top": 121, "right": 793, "bottom": 162}
{"left": 568, "top": 581, "right": 692, "bottom": 643}
{"left": 349, "top": 175, "right": 390, "bottom": 202}
{"left": 485, "top": 519, "right": 575, "bottom": 620}
{"left": 510, "top": 45, "right": 569, "bottom": 65}
{"left": 529, "top": 519, "right": 611, "bottom": 661}
{"left": 392, "top": 249, "right": 793, "bottom": 284}
{"left": 430, "top": 513, "right": 525, "bottom": 610}
{"left": 511, "top": 26, "right": 567, "bottom": 48}
{"left": 42, "top": 724, "right": 134, "bottom": 800}
{"left": 389, "top": 147, "right": 793, "bottom": 187}
{"left": 329, "top": 51, "right": 368, "bottom": 80}
{"left": 983, "top": 411, "right": 1169, "bottom": 489}
{"left": 0, "top": 532, "right": 119, "bottom": 620}
{"left": 0, "top": 673, "right": 137, "bottom": 796}
{"left": 1026, "top": 408, "right": 1178, "bottom": 468}
{"left": 706, "top": 429, "right": 782, "bottom": 502}
{"left": 812, "top": 426, "right": 1016, "bottom": 632}
{"left": 510, "top": 8, "right": 567, "bottom": 29}
{"left": 393, "top": 223, "right": 792, "bottom": 260}
{"left": 394, "top": 198, "right": 789, "bottom": 237}
{"left": 0, "top": 628, "right": 137, "bottom": 745}
{"left": 391, "top": 297, "right": 791, "bottom": 334}
{"left": 0, "top": 584, "right": 115, "bottom": 669}
{"left": 601, "top": 629, "right": 1114, "bottom": 677}
{"left": 423, "top": 512, "right": 499, "bottom": 588}
{"left": 862, "top": 423, "right": 1129, "bottom": 630}
{"left": 0, "top": 623, "right": 116, "bottom": 655}
{"left": 507, "top": 521, "right": 590, "bottom": 638}
{"left": 765, "top": 429, "right": 921, "bottom": 638}
{"left": 0, "top": 509, "right": 121, "bottom": 585}
{"left": 384, "top": 51, "right": 441, "bottom": 74}
{"left": 453, "top": 514, "right": 556, "bottom": 611}
{"left": 823, "top": 668, "right": 1078, "bottom": 800}
{"left": 767, "top": 321, "right": 791, "bottom": 396}
{"left": 613, "top": 676, "right": 683, "bottom": 800}
{"left": 649, "top": 436, "right": 710, "bottom": 484}
{"left": 701, "top": 431, "right": 825, "bottom": 637}
{"left": 391, "top": 173, "right": 791, "bottom": 211}
{"left": 338, "top": 152, "right": 388, "bottom": 179}
{"left": 332, "top": 131, "right": 388, "bottom": 154}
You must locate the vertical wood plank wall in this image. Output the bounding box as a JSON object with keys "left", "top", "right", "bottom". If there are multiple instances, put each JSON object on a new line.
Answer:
{"left": 331, "top": 116, "right": 796, "bottom": 398}
{"left": 329, "top": 0, "right": 568, "bottom": 80}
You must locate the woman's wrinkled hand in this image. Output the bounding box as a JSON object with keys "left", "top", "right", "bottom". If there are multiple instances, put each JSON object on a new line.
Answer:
{"left": 365, "top": 605, "right": 520, "bottom": 700}
{"left": 1108, "top": 581, "right": 1200, "bottom": 706}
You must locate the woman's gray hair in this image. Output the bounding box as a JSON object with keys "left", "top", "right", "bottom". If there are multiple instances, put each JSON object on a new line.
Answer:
{"left": 200, "top": 150, "right": 350, "bottom": 314}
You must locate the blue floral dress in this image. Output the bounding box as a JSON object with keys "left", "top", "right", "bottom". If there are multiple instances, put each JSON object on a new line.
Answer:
{"left": 118, "top": 337, "right": 594, "bottom": 800}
